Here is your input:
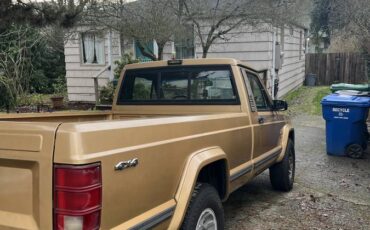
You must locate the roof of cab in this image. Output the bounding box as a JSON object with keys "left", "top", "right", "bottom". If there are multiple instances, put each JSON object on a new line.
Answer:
{"left": 124, "top": 58, "right": 254, "bottom": 70}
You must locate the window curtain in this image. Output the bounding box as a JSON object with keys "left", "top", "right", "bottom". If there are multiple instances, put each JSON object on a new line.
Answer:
{"left": 83, "top": 34, "right": 95, "bottom": 64}
{"left": 95, "top": 37, "right": 105, "bottom": 64}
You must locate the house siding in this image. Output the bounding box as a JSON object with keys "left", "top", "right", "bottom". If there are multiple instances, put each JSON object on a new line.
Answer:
{"left": 196, "top": 24, "right": 305, "bottom": 98}
{"left": 64, "top": 24, "right": 305, "bottom": 102}
{"left": 277, "top": 26, "right": 306, "bottom": 98}
{"left": 64, "top": 29, "right": 121, "bottom": 102}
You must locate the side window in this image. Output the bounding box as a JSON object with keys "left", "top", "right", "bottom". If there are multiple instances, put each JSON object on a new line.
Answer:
{"left": 81, "top": 33, "right": 105, "bottom": 64}
{"left": 246, "top": 72, "right": 271, "bottom": 111}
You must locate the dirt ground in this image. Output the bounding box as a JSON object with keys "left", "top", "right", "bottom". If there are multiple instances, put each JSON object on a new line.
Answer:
{"left": 223, "top": 114, "right": 370, "bottom": 229}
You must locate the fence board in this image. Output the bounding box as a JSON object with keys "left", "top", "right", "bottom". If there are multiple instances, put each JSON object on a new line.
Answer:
{"left": 305, "top": 53, "right": 368, "bottom": 85}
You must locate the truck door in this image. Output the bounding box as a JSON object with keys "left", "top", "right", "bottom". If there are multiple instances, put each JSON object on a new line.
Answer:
{"left": 240, "top": 68, "right": 283, "bottom": 160}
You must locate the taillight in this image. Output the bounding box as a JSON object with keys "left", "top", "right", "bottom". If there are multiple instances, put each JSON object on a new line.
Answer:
{"left": 54, "top": 163, "right": 102, "bottom": 230}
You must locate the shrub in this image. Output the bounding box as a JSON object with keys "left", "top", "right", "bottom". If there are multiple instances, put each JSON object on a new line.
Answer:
{"left": 0, "top": 75, "right": 17, "bottom": 110}
{"left": 99, "top": 82, "right": 115, "bottom": 104}
{"left": 98, "top": 54, "right": 139, "bottom": 104}
{"left": 52, "top": 75, "right": 68, "bottom": 97}
{"left": 17, "top": 94, "right": 47, "bottom": 107}
{"left": 114, "top": 53, "right": 139, "bottom": 79}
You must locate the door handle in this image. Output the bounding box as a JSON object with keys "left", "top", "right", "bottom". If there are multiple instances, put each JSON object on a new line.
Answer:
{"left": 258, "top": 117, "right": 265, "bottom": 124}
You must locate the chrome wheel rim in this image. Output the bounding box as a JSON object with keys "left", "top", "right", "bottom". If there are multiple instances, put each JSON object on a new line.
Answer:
{"left": 196, "top": 208, "right": 217, "bottom": 230}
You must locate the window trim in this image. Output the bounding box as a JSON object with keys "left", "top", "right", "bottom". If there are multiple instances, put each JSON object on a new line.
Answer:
{"left": 79, "top": 32, "right": 106, "bottom": 66}
{"left": 116, "top": 65, "right": 240, "bottom": 106}
{"left": 239, "top": 67, "right": 273, "bottom": 112}
{"left": 174, "top": 24, "right": 195, "bottom": 59}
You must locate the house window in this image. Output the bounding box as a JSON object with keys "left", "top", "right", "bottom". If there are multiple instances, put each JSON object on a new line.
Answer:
{"left": 81, "top": 33, "right": 105, "bottom": 65}
{"left": 175, "top": 25, "right": 195, "bottom": 59}
{"left": 134, "top": 40, "right": 157, "bottom": 61}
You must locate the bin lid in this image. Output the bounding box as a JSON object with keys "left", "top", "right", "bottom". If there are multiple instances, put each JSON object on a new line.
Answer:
{"left": 335, "top": 90, "right": 369, "bottom": 96}
{"left": 321, "top": 93, "right": 370, "bottom": 107}
{"left": 330, "top": 83, "right": 370, "bottom": 92}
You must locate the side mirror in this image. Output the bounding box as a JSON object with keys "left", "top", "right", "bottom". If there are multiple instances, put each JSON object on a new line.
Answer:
{"left": 273, "top": 100, "right": 288, "bottom": 111}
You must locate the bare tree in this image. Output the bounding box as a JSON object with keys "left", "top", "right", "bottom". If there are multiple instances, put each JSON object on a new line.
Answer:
{"left": 0, "top": 0, "right": 91, "bottom": 29}
{"left": 178, "top": 0, "right": 308, "bottom": 58}
{"left": 85, "top": 0, "right": 180, "bottom": 60}
{"left": 0, "top": 25, "right": 44, "bottom": 107}
{"left": 328, "top": 0, "right": 370, "bottom": 52}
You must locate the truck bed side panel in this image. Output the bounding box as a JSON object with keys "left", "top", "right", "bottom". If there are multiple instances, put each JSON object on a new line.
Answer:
{"left": 53, "top": 113, "right": 252, "bottom": 229}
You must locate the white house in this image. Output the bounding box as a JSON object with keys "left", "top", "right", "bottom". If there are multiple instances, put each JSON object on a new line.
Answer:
{"left": 64, "top": 23, "right": 307, "bottom": 102}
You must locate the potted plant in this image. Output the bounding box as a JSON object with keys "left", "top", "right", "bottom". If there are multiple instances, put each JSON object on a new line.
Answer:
{"left": 51, "top": 76, "right": 67, "bottom": 109}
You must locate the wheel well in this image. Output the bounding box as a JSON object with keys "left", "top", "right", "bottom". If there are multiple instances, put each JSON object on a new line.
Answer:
{"left": 197, "top": 160, "right": 227, "bottom": 200}
{"left": 289, "top": 129, "right": 295, "bottom": 143}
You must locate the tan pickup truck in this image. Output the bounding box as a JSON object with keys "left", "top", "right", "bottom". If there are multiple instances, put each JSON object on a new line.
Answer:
{"left": 0, "top": 58, "right": 295, "bottom": 230}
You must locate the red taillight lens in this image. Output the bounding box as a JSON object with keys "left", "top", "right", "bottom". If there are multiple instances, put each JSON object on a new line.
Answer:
{"left": 54, "top": 163, "right": 102, "bottom": 230}
{"left": 55, "top": 165, "right": 101, "bottom": 188}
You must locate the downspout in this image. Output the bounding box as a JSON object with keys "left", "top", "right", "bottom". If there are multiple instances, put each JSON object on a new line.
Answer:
{"left": 271, "top": 30, "right": 276, "bottom": 99}
{"left": 305, "top": 30, "right": 309, "bottom": 54}
{"left": 108, "top": 29, "right": 113, "bottom": 81}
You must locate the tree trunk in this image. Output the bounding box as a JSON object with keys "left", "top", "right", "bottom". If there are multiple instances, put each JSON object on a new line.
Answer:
{"left": 135, "top": 40, "right": 157, "bottom": 61}
{"left": 202, "top": 45, "right": 210, "bottom": 58}
{"left": 157, "top": 43, "right": 165, "bottom": 60}
{"left": 119, "top": 32, "right": 125, "bottom": 56}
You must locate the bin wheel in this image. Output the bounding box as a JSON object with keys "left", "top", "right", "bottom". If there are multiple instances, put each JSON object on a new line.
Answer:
{"left": 346, "top": 144, "right": 364, "bottom": 159}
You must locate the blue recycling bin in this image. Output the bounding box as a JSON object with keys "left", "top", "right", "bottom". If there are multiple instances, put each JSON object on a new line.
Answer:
{"left": 321, "top": 94, "right": 370, "bottom": 158}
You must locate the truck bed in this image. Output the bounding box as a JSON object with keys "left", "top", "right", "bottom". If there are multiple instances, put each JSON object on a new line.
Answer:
{"left": 0, "top": 111, "right": 113, "bottom": 122}
{"left": 0, "top": 111, "right": 250, "bottom": 229}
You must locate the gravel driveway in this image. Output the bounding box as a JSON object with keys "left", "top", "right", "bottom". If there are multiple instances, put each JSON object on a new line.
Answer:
{"left": 224, "top": 115, "right": 370, "bottom": 230}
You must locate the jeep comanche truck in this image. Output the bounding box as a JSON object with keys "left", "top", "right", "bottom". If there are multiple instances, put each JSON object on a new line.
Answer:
{"left": 0, "top": 58, "right": 295, "bottom": 230}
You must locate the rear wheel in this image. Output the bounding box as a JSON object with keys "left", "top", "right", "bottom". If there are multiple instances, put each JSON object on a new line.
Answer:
{"left": 346, "top": 144, "right": 364, "bottom": 159}
{"left": 181, "top": 183, "right": 224, "bottom": 230}
{"left": 269, "top": 139, "right": 295, "bottom": 192}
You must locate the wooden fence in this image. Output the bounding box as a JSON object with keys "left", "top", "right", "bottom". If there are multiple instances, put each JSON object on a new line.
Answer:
{"left": 305, "top": 53, "right": 369, "bottom": 85}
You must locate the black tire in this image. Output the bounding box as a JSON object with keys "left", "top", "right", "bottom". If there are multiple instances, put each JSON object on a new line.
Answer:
{"left": 269, "top": 139, "right": 295, "bottom": 192}
{"left": 181, "top": 183, "right": 224, "bottom": 230}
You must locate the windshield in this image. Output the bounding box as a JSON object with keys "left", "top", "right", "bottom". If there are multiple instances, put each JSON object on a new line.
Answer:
{"left": 117, "top": 65, "right": 239, "bottom": 105}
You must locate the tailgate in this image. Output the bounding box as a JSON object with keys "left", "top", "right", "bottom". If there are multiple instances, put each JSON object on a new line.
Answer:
{"left": 0, "top": 122, "right": 60, "bottom": 230}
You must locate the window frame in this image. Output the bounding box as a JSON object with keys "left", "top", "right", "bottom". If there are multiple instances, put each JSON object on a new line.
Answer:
{"left": 174, "top": 24, "right": 195, "bottom": 59}
{"left": 116, "top": 65, "right": 240, "bottom": 106}
{"left": 239, "top": 67, "right": 273, "bottom": 112}
{"left": 79, "top": 32, "right": 106, "bottom": 66}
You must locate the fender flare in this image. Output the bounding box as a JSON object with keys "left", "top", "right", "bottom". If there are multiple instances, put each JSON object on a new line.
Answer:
{"left": 277, "top": 123, "right": 294, "bottom": 162}
{"left": 168, "top": 146, "right": 229, "bottom": 229}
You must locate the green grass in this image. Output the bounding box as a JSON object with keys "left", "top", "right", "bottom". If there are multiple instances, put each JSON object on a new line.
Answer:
{"left": 283, "top": 86, "right": 331, "bottom": 116}
{"left": 283, "top": 87, "right": 307, "bottom": 104}
{"left": 312, "top": 87, "right": 331, "bottom": 115}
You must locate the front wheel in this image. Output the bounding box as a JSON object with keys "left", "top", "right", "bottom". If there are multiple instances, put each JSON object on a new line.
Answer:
{"left": 181, "top": 183, "right": 224, "bottom": 230}
{"left": 269, "top": 139, "right": 295, "bottom": 192}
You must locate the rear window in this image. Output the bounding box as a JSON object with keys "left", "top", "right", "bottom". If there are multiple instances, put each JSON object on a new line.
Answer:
{"left": 117, "top": 65, "right": 239, "bottom": 105}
